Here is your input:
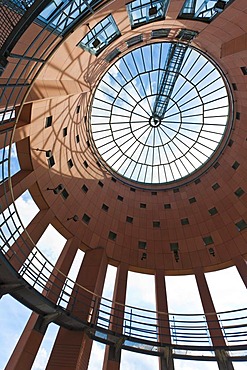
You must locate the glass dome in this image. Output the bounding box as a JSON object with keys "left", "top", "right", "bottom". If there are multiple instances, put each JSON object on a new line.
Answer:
{"left": 90, "top": 42, "right": 230, "bottom": 184}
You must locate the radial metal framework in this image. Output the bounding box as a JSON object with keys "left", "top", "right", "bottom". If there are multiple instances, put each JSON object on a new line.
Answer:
{"left": 90, "top": 42, "right": 231, "bottom": 185}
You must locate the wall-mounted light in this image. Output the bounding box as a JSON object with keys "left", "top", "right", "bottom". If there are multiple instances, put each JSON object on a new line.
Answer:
{"left": 47, "top": 184, "right": 64, "bottom": 194}
{"left": 35, "top": 148, "right": 52, "bottom": 157}
{"left": 67, "top": 215, "right": 79, "bottom": 222}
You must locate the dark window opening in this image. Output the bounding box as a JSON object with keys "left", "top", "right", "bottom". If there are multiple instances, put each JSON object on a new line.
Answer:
{"left": 63, "top": 127, "right": 67, "bottom": 137}
{"left": 102, "top": 204, "right": 109, "bottom": 212}
{"left": 82, "top": 213, "right": 91, "bottom": 224}
{"left": 108, "top": 231, "right": 117, "bottom": 241}
{"left": 235, "top": 187, "right": 245, "bottom": 198}
{"left": 153, "top": 221, "right": 160, "bottom": 228}
{"left": 203, "top": 236, "right": 214, "bottom": 246}
{"left": 138, "top": 241, "right": 147, "bottom": 249}
{"left": 82, "top": 184, "right": 88, "bottom": 193}
{"left": 164, "top": 203, "right": 171, "bottom": 209}
{"left": 83, "top": 160, "right": 88, "bottom": 168}
{"left": 189, "top": 197, "right": 196, "bottom": 204}
{"left": 181, "top": 218, "right": 189, "bottom": 225}
{"left": 45, "top": 116, "right": 52, "bottom": 128}
{"left": 61, "top": 189, "right": 69, "bottom": 200}
{"left": 48, "top": 156, "right": 55, "bottom": 168}
{"left": 126, "top": 216, "right": 133, "bottom": 223}
{"left": 68, "top": 159, "right": 73, "bottom": 169}
{"left": 140, "top": 203, "right": 146, "bottom": 208}
{"left": 98, "top": 180, "right": 104, "bottom": 187}
{"left": 208, "top": 207, "right": 218, "bottom": 216}
{"left": 235, "top": 219, "right": 247, "bottom": 231}
{"left": 117, "top": 195, "right": 123, "bottom": 201}
{"left": 212, "top": 183, "right": 220, "bottom": 191}
{"left": 232, "top": 161, "right": 240, "bottom": 170}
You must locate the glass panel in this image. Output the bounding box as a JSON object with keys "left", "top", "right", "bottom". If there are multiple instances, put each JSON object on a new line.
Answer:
{"left": 179, "top": 0, "right": 234, "bottom": 22}
{"left": 120, "top": 349, "right": 159, "bottom": 369}
{"left": 78, "top": 15, "right": 121, "bottom": 55}
{"left": 126, "top": 0, "right": 170, "bottom": 28}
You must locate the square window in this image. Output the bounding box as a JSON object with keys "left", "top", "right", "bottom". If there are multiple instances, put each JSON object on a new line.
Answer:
{"left": 153, "top": 221, "right": 160, "bottom": 228}
{"left": 76, "top": 134, "right": 80, "bottom": 143}
{"left": 117, "top": 195, "right": 123, "bottom": 201}
{"left": 140, "top": 203, "right": 146, "bottom": 209}
{"left": 213, "top": 162, "right": 220, "bottom": 169}
{"left": 98, "top": 180, "right": 104, "bottom": 188}
{"left": 45, "top": 116, "right": 52, "bottom": 128}
{"left": 138, "top": 241, "right": 147, "bottom": 249}
{"left": 232, "top": 83, "right": 237, "bottom": 91}
{"left": 61, "top": 188, "right": 69, "bottom": 200}
{"left": 83, "top": 160, "right": 88, "bottom": 168}
{"left": 203, "top": 236, "right": 214, "bottom": 246}
{"left": 235, "top": 187, "right": 245, "bottom": 198}
{"left": 111, "top": 177, "right": 117, "bottom": 183}
{"left": 86, "top": 140, "right": 90, "bottom": 147}
{"left": 151, "top": 191, "right": 157, "bottom": 196}
{"left": 195, "top": 178, "right": 201, "bottom": 184}
{"left": 82, "top": 213, "right": 91, "bottom": 224}
{"left": 48, "top": 155, "right": 55, "bottom": 168}
{"left": 189, "top": 197, "right": 196, "bottom": 204}
{"left": 232, "top": 161, "right": 240, "bottom": 170}
{"left": 63, "top": 127, "right": 67, "bottom": 137}
{"left": 208, "top": 207, "right": 218, "bottom": 216}
{"left": 235, "top": 219, "right": 247, "bottom": 231}
{"left": 164, "top": 203, "right": 171, "bottom": 209}
{"left": 126, "top": 216, "right": 133, "bottom": 223}
{"left": 82, "top": 184, "right": 88, "bottom": 193}
{"left": 212, "top": 183, "right": 220, "bottom": 191}
{"left": 170, "top": 242, "right": 179, "bottom": 252}
{"left": 102, "top": 204, "right": 109, "bottom": 212}
{"left": 181, "top": 218, "right": 189, "bottom": 225}
{"left": 130, "top": 187, "right": 136, "bottom": 192}
{"left": 76, "top": 105, "right": 80, "bottom": 114}
{"left": 108, "top": 231, "right": 117, "bottom": 241}
{"left": 228, "top": 139, "right": 234, "bottom": 147}
{"left": 236, "top": 112, "right": 240, "bottom": 120}
{"left": 68, "top": 159, "right": 73, "bottom": 169}
{"left": 96, "top": 161, "right": 101, "bottom": 168}
{"left": 240, "top": 66, "right": 247, "bottom": 75}
{"left": 173, "top": 188, "right": 179, "bottom": 193}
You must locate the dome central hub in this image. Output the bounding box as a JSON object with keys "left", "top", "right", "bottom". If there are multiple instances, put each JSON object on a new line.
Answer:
{"left": 149, "top": 115, "right": 161, "bottom": 128}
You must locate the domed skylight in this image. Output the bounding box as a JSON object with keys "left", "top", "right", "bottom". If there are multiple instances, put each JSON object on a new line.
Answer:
{"left": 89, "top": 42, "right": 230, "bottom": 184}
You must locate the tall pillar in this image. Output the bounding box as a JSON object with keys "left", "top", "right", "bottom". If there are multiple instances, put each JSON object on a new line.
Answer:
{"left": 46, "top": 247, "right": 108, "bottom": 370}
{"left": 194, "top": 268, "right": 234, "bottom": 370}
{"left": 6, "top": 208, "right": 55, "bottom": 271}
{"left": 103, "top": 262, "right": 128, "bottom": 370}
{"left": 233, "top": 255, "right": 247, "bottom": 288}
{"left": 155, "top": 270, "right": 174, "bottom": 370}
{"left": 4, "top": 237, "right": 79, "bottom": 370}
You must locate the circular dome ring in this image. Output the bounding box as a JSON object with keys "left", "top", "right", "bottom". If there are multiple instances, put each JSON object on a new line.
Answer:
{"left": 89, "top": 42, "right": 232, "bottom": 185}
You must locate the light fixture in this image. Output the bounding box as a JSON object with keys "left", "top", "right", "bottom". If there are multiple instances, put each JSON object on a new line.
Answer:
{"left": 67, "top": 215, "right": 79, "bottom": 222}
{"left": 46, "top": 184, "right": 64, "bottom": 194}
{"left": 35, "top": 148, "right": 52, "bottom": 157}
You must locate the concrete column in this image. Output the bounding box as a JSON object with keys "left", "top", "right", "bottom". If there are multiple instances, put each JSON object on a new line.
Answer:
{"left": 46, "top": 247, "right": 108, "bottom": 370}
{"left": 6, "top": 208, "right": 55, "bottom": 271}
{"left": 155, "top": 270, "right": 174, "bottom": 370}
{"left": 5, "top": 237, "right": 79, "bottom": 370}
{"left": 194, "top": 268, "right": 234, "bottom": 370}
{"left": 103, "top": 262, "right": 128, "bottom": 370}
{"left": 233, "top": 255, "right": 247, "bottom": 288}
